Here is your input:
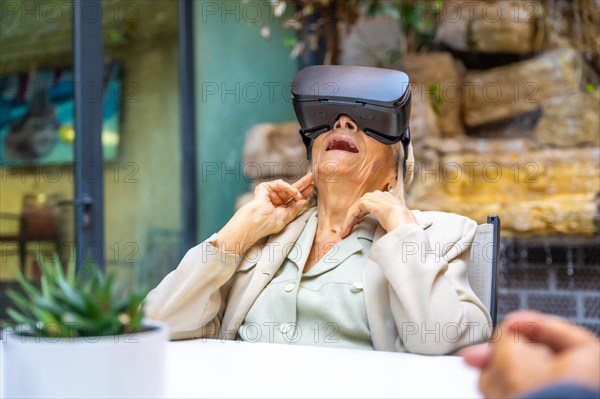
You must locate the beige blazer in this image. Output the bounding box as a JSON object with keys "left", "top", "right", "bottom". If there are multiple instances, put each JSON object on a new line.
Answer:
{"left": 144, "top": 208, "right": 492, "bottom": 355}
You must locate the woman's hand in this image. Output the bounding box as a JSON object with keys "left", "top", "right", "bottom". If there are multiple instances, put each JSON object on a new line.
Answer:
{"left": 214, "top": 172, "right": 314, "bottom": 254}
{"left": 339, "top": 190, "right": 418, "bottom": 238}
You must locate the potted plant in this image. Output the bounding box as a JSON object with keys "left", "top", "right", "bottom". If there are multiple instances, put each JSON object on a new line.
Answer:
{"left": 1, "top": 256, "right": 168, "bottom": 398}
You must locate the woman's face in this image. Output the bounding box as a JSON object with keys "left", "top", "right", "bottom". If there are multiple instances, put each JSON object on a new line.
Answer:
{"left": 310, "top": 114, "right": 397, "bottom": 192}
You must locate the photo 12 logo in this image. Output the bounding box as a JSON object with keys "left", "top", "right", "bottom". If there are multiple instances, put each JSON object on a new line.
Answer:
{"left": 1, "top": 1, "right": 139, "bottom": 24}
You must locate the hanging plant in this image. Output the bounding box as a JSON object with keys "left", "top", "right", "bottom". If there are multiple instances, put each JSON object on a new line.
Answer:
{"left": 257, "top": 0, "right": 443, "bottom": 64}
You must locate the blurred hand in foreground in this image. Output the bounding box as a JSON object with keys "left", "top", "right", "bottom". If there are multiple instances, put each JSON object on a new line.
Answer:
{"left": 461, "top": 310, "right": 600, "bottom": 399}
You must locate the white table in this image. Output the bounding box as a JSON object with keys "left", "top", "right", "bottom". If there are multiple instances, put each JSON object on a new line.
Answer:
{"left": 166, "top": 339, "right": 482, "bottom": 398}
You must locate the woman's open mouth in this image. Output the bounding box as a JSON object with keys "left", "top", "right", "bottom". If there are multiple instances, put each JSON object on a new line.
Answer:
{"left": 325, "top": 135, "right": 359, "bottom": 153}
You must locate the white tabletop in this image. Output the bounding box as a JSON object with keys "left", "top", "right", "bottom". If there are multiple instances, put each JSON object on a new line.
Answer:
{"left": 166, "top": 339, "right": 482, "bottom": 398}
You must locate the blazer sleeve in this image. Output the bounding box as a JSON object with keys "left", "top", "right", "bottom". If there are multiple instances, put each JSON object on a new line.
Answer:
{"left": 518, "top": 384, "right": 600, "bottom": 399}
{"left": 368, "top": 214, "right": 492, "bottom": 355}
{"left": 143, "top": 235, "right": 243, "bottom": 340}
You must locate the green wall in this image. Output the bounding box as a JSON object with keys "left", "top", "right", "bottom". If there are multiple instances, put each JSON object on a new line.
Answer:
{"left": 194, "top": 1, "right": 298, "bottom": 240}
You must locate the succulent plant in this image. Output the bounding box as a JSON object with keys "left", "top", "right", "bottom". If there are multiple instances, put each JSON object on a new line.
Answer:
{"left": 7, "top": 255, "right": 147, "bottom": 338}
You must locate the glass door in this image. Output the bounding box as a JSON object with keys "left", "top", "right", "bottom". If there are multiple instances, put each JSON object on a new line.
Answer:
{"left": 0, "top": 0, "right": 185, "bottom": 326}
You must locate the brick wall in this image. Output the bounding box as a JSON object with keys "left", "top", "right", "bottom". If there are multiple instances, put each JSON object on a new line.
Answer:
{"left": 497, "top": 238, "right": 600, "bottom": 335}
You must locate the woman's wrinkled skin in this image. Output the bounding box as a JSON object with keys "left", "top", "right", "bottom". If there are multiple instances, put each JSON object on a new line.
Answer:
{"left": 216, "top": 114, "right": 418, "bottom": 272}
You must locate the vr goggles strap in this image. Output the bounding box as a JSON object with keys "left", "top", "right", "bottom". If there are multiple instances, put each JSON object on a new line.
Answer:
{"left": 300, "top": 130, "right": 312, "bottom": 153}
{"left": 401, "top": 126, "right": 411, "bottom": 180}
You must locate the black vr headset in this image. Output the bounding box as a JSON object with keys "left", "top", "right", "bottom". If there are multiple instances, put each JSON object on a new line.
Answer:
{"left": 291, "top": 65, "right": 412, "bottom": 177}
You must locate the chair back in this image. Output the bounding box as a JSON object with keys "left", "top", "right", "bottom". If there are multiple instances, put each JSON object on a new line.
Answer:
{"left": 467, "top": 215, "right": 500, "bottom": 326}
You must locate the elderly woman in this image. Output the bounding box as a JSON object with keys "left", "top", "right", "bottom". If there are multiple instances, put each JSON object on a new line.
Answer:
{"left": 145, "top": 66, "right": 491, "bottom": 354}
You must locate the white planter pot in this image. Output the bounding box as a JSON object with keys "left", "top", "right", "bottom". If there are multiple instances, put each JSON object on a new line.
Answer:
{"left": 1, "top": 320, "right": 169, "bottom": 398}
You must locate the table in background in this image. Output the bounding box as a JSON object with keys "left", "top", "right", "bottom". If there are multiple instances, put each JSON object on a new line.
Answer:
{"left": 167, "top": 339, "right": 482, "bottom": 398}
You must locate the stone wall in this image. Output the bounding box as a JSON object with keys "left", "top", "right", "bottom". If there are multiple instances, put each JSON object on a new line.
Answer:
{"left": 331, "top": 1, "right": 600, "bottom": 237}
{"left": 405, "top": 47, "right": 599, "bottom": 237}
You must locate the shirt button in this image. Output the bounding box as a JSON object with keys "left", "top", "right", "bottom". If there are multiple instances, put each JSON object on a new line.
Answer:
{"left": 284, "top": 283, "right": 295, "bottom": 292}
{"left": 280, "top": 323, "right": 291, "bottom": 334}
{"left": 351, "top": 281, "right": 363, "bottom": 293}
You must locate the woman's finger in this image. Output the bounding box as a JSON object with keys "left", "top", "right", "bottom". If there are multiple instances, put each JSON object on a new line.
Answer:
{"left": 255, "top": 183, "right": 285, "bottom": 205}
{"left": 292, "top": 172, "right": 314, "bottom": 193}
{"left": 284, "top": 172, "right": 314, "bottom": 203}
{"left": 340, "top": 208, "right": 358, "bottom": 238}
{"left": 299, "top": 184, "right": 313, "bottom": 199}
{"left": 340, "top": 215, "right": 362, "bottom": 238}
{"left": 265, "top": 180, "right": 302, "bottom": 205}
{"left": 256, "top": 183, "right": 293, "bottom": 206}
{"left": 341, "top": 200, "right": 368, "bottom": 236}
{"left": 254, "top": 183, "right": 278, "bottom": 204}
{"left": 340, "top": 200, "right": 372, "bottom": 238}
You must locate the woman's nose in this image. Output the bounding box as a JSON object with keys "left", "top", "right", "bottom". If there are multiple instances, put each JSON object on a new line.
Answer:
{"left": 333, "top": 115, "right": 358, "bottom": 132}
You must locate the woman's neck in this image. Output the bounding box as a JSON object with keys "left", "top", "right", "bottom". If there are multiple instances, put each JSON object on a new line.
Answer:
{"left": 315, "top": 179, "right": 370, "bottom": 236}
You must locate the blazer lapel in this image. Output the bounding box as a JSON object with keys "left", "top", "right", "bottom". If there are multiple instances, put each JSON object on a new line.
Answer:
{"left": 222, "top": 208, "right": 316, "bottom": 339}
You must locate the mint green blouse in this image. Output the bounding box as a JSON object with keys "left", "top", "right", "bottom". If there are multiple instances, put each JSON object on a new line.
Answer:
{"left": 238, "top": 209, "right": 378, "bottom": 350}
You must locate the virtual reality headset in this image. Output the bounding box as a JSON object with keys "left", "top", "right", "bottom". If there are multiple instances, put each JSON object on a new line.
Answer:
{"left": 291, "top": 65, "right": 412, "bottom": 174}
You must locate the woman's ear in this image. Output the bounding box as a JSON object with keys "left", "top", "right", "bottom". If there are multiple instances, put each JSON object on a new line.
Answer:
{"left": 385, "top": 179, "right": 396, "bottom": 192}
